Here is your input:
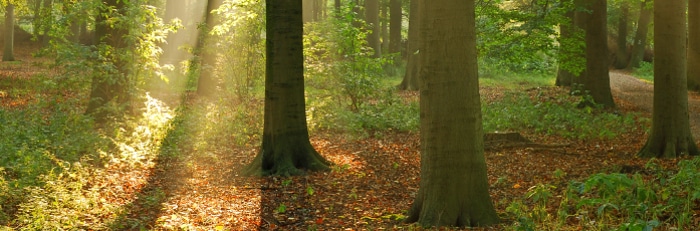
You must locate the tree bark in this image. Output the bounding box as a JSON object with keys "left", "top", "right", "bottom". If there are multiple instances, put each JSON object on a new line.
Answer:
{"left": 637, "top": 0, "right": 699, "bottom": 158}
{"left": 3, "top": 4, "right": 15, "bottom": 62}
{"left": 85, "top": 0, "right": 131, "bottom": 123}
{"left": 626, "top": 0, "right": 651, "bottom": 70}
{"left": 398, "top": 0, "right": 420, "bottom": 90}
{"left": 365, "top": 0, "right": 381, "bottom": 57}
{"left": 380, "top": 0, "right": 389, "bottom": 53}
{"left": 579, "top": 0, "right": 615, "bottom": 108}
{"left": 243, "top": 0, "right": 331, "bottom": 176}
{"left": 389, "top": 0, "right": 401, "bottom": 63}
{"left": 196, "top": 0, "right": 223, "bottom": 97}
{"left": 613, "top": 1, "right": 629, "bottom": 69}
{"left": 688, "top": 0, "right": 700, "bottom": 91}
{"left": 405, "top": 0, "right": 499, "bottom": 227}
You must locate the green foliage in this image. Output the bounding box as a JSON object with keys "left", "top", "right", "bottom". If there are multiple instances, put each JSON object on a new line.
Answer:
{"left": 476, "top": 0, "right": 574, "bottom": 74}
{"left": 632, "top": 61, "right": 654, "bottom": 83}
{"left": 212, "top": 0, "right": 265, "bottom": 100}
{"left": 506, "top": 157, "right": 700, "bottom": 230}
{"left": 482, "top": 90, "right": 641, "bottom": 139}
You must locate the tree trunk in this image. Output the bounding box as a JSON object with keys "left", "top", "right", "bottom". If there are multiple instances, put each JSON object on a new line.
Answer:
{"left": 688, "top": 0, "right": 700, "bottom": 91}
{"left": 580, "top": 0, "right": 615, "bottom": 108}
{"left": 638, "top": 0, "right": 699, "bottom": 158}
{"left": 555, "top": 1, "right": 576, "bottom": 87}
{"left": 365, "top": 0, "right": 381, "bottom": 57}
{"left": 3, "top": 4, "right": 15, "bottom": 62}
{"left": 405, "top": 0, "right": 499, "bottom": 227}
{"left": 398, "top": 0, "right": 420, "bottom": 90}
{"left": 389, "top": 0, "right": 401, "bottom": 62}
{"left": 196, "top": 0, "right": 223, "bottom": 97}
{"left": 626, "top": 0, "right": 651, "bottom": 70}
{"left": 243, "top": 0, "right": 331, "bottom": 176}
{"left": 380, "top": 0, "right": 389, "bottom": 53}
{"left": 613, "top": 1, "right": 629, "bottom": 69}
{"left": 85, "top": 0, "right": 130, "bottom": 123}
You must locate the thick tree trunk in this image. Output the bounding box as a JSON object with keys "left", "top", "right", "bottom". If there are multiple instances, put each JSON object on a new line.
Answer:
{"left": 613, "top": 2, "right": 629, "bottom": 69}
{"left": 688, "top": 0, "right": 700, "bottom": 91}
{"left": 626, "top": 0, "right": 651, "bottom": 70}
{"left": 196, "top": 0, "right": 223, "bottom": 97}
{"left": 389, "top": 0, "right": 401, "bottom": 62}
{"left": 580, "top": 0, "right": 615, "bottom": 108}
{"left": 365, "top": 0, "right": 381, "bottom": 57}
{"left": 405, "top": 0, "right": 499, "bottom": 227}
{"left": 85, "top": 0, "right": 130, "bottom": 123}
{"left": 638, "top": 0, "right": 699, "bottom": 158}
{"left": 3, "top": 4, "right": 15, "bottom": 62}
{"left": 555, "top": 2, "right": 576, "bottom": 87}
{"left": 398, "top": 0, "right": 420, "bottom": 90}
{"left": 244, "top": 0, "right": 330, "bottom": 176}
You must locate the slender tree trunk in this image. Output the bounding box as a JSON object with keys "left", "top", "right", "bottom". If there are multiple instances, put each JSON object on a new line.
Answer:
{"left": 580, "top": 0, "right": 615, "bottom": 108}
{"left": 85, "top": 0, "right": 130, "bottom": 123}
{"left": 626, "top": 0, "right": 651, "bottom": 70}
{"left": 638, "top": 0, "right": 698, "bottom": 158}
{"left": 380, "top": 0, "right": 389, "bottom": 53}
{"left": 555, "top": 1, "right": 576, "bottom": 87}
{"left": 243, "top": 0, "right": 331, "bottom": 176}
{"left": 613, "top": 1, "right": 629, "bottom": 69}
{"left": 398, "top": 0, "right": 420, "bottom": 90}
{"left": 405, "top": 0, "right": 499, "bottom": 226}
{"left": 365, "top": 0, "right": 381, "bottom": 57}
{"left": 3, "top": 4, "right": 15, "bottom": 62}
{"left": 389, "top": 0, "right": 401, "bottom": 62}
{"left": 688, "top": 0, "right": 700, "bottom": 91}
{"left": 196, "top": 0, "right": 223, "bottom": 97}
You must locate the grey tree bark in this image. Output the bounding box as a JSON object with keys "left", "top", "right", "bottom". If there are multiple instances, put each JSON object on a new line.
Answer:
{"left": 3, "top": 4, "right": 15, "bottom": 62}
{"left": 365, "top": 0, "right": 381, "bottom": 57}
{"left": 243, "top": 0, "right": 331, "bottom": 176}
{"left": 626, "top": 0, "right": 651, "bottom": 70}
{"left": 398, "top": 0, "right": 420, "bottom": 90}
{"left": 688, "top": 0, "right": 700, "bottom": 91}
{"left": 578, "top": 0, "right": 615, "bottom": 108}
{"left": 613, "top": 1, "right": 629, "bottom": 69}
{"left": 405, "top": 0, "right": 499, "bottom": 227}
{"left": 637, "top": 0, "right": 699, "bottom": 158}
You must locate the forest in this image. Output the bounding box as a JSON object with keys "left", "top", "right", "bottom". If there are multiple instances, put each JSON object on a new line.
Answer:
{"left": 0, "top": 0, "right": 699, "bottom": 230}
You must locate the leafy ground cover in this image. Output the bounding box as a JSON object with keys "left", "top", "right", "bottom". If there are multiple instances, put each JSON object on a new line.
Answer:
{"left": 1, "top": 44, "right": 700, "bottom": 230}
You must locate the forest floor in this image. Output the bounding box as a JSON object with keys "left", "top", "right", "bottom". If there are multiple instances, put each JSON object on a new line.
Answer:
{"left": 2, "top": 43, "right": 700, "bottom": 230}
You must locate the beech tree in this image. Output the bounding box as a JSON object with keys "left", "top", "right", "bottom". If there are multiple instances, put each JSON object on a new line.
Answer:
{"left": 3, "top": 3, "right": 14, "bottom": 61}
{"left": 365, "top": 0, "right": 381, "bottom": 57}
{"left": 626, "top": 0, "right": 651, "bottom": 70}
{"left": 577, "top": 0, "right": 615, "bottom": 108}
{"left": 196, "top": 0, "right": 223, "bottom": 97}
{"left": 688, "top": 0, "right": 700, "bottom": 90}
{"left": 243, "top": 0, "right": 331, "bottom": 176}
{"left": 398, "top": 0, "right": 420, "bottom": 90}
{"left": 555, "top": 0, "right": 579, "bottom": 87}
{"left": 637, "top": 0, "right": 699, "bottom": 158}
{"left": 405, "top": 0, "right": 499, "bottom": 227}
{"left": 612, "top": 1, "right": 629, "bottom": 69}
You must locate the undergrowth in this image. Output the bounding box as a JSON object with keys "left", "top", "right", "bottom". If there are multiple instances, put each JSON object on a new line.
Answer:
{"left": 507, "top": 157, "right": 700, "bottom": 230}
{"left": 483, "top": 89, "right": 643, "bottom": 140}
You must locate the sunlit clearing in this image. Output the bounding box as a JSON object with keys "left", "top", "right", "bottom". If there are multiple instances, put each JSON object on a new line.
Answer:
{"left": 104, "top": 93, "right": 174, "bottom": 168}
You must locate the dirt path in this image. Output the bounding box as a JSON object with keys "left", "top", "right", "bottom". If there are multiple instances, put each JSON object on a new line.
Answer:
{"left": 609, "top": 70, "right": 700, "bottom": 139}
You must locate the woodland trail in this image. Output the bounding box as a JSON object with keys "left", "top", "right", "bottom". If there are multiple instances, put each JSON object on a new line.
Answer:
{"left": 609, "top": 70, "right": 700, "bottom": 139}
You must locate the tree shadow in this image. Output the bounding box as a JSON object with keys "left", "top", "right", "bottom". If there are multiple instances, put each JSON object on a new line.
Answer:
{"left": 106, "top": 106, "right": 192, "bottom": 230}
